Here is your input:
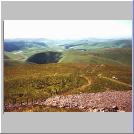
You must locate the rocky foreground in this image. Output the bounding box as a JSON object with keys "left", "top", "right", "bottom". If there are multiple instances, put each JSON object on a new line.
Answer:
{"left": 5, "top": 90, "right": 132, "bottom": 112}
{"left": 44, "top": 90, "right": 132, "bottom": 112}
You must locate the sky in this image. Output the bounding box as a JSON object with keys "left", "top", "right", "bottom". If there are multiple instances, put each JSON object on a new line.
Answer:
{"left": 4, "top": 20, "right": 132, "bottom": 40}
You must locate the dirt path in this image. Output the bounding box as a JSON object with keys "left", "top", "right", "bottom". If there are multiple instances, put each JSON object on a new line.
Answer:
{"left": 80, "top": 76, "right": 91, "bottom": 89}
{"left": 100, "top": 76, "right": 132, "bottom": 88}
{"left": 4, "top": 73, "right": 132, "bottom": 112}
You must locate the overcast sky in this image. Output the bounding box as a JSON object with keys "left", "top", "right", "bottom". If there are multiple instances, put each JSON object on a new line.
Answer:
{"left": 4, "top": 20, "right": 132, "bottom": 40}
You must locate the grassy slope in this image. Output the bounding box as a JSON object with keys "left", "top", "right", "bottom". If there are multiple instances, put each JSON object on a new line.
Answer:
{"left": 4, "top": 63, "right": 132, "bottom": 104}
{"left": 4, "top": 39, "right": 132, "bottom": 111}
{"left": 4, "top": 53, "right": 26, "bottom": 66}
{"left": 5, "top": 44, "right": 132, "bottom": 66}
{"left": 87, "top": 48, "right": 132, "bottom": 65}
{"left": 59, "top": 48, "right": 132, "bottom": 66}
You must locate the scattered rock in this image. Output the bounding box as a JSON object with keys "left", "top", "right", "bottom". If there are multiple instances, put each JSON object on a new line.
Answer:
{"left": 44, "top": 90, "right": 131, "bottom": 112}
{"left": 5, "top": 90, "right": 132, "bottom": 112}
{"left": 93, "top": 109, "right": 99, "bottom": 112}
{"left": 112, "top": 106, "right": 119, "bottom": 112}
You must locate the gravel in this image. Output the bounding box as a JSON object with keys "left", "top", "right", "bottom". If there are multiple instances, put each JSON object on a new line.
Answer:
{"left": 44, "top": 90, "right": 132, "bottom": 112}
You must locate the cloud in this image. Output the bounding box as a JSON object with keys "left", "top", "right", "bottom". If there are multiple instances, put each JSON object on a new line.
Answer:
{"left": 4, "top": 20, "right": 132, "bottom": 39}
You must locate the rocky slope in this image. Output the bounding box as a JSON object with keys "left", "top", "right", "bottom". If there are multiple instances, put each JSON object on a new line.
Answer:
{"left": 44, "top": 90, "right": 132, "bottom": 112}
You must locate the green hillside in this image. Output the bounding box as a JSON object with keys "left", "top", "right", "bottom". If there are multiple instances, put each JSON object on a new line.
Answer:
{"left": 59, "top": 48, "right": 132, "bottom": 66}
{"left": 4, "top": 38, "right": 132, "bottom": 112}
{"left": 4, "top": 63, "right": 132, "bottom": 105}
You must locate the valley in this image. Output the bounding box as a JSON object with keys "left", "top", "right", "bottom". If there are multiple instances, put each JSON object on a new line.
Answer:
{"left": 4, "top": 38, "right": 132, "bottom": 112}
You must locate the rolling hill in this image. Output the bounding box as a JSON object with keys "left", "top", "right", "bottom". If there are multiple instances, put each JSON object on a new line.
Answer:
{"left": 59, "top": 48, "right": 132, "bottom": 66}
{"left": 4, "top": 38, "right": 132, "bottom": 112}
{"left": 4, "top": 39, "right": 48, "bottom": 52}
{"left": 4, "top": 38, "right": 131, "bottom": 52}
{"left": 4, "top": 38, "right": 132, "bottom": 66}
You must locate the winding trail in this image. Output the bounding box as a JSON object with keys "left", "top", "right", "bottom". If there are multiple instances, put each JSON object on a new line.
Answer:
{"left": 80, "top": 76, "right": 92, "bottom": 89}
{"left": 4, "top": 73, "right": 132, "bottom": 112}
{"left": 100, "top": 76, "right": 132, "bottom": 88}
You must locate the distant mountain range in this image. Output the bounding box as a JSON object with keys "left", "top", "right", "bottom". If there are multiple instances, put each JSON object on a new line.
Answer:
{"left": 4, "top": 38, "right": 132, "bottom": 66}
{"left": 4, "top": 40, "right": 48, "bottom": 52}
{"left": 4, "top": 38, "right": 132, "bottom": 52}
